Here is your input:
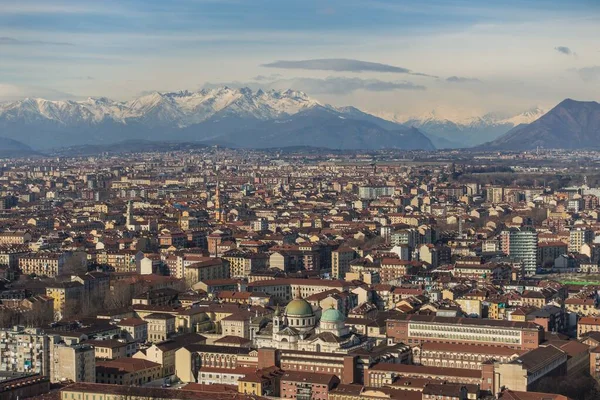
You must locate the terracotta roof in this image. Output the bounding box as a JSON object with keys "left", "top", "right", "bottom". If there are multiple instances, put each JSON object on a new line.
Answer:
{"left": 96, "top": 358, "right": 161, "bottom": 373}
{"left": 369, "top": 363, "right": 482, "bottom": 379}
{"left": 61, "top": 383, "right": 266, "bottom": 400}
{"left": 419, "top": 342, "right": 526, "bottom": 356}
{"left": 387, "top": 314, "right": 540, "bottom": 330}
{"left": 281, "top": 371, "right": 339, "bottom": 385}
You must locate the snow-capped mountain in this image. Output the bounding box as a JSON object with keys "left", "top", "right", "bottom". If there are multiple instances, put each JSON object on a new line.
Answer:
{"left": 498, "top": 107, "right": 547, "bottom": 126}
{"left": 0, "top": 87, "right": 321, "bottom": 127}
{"left": 376, "top": 107, "right": 547, "bottom": 148}
{"left": 0, "top": 87, "right": 434, "bottom": 151}
{"left": 481, "top": 100, "right": 600, "bottom": 150}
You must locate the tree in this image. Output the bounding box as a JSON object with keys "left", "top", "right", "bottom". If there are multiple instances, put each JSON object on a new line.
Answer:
{"left": 535, "top": 373, "right": 600, "bottom": 400}
{"left": 23, "top": 306, "right": 53, "bottom": 327}
{"left": 0, "top": 308, "right": 20, "bottom": 328}
{"left": 104, "top": 280, "right": 136, "bottom": 309}
{"left": 62, "top": 251, "right": 89, "bottom": 276}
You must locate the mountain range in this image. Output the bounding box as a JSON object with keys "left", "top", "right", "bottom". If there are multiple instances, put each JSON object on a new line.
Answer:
{"left": 0, "top": 88, "right": 434, "bottom": 151}
{"left": 0, "top": 137, "right": 35, "bottom": 157}
{"left": 378, "top": 107, "right": 547, "bottom": 148}
{"left": 481, "top": 99, "right": 600, "bottom": 150}
{"left": 2, "top": 88, "right": 598, "bottom": 152}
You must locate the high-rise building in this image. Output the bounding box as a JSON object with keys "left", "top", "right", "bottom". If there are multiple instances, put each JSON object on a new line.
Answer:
{"left": 569, "top": 228, "right": 594, "bottom": 253}
{"left": 125, "top": 200, "right": 133, "bottom": 227}
{"left": 508, "top": 228, "right": 538, "bottom": 276}
{"left": 252, "top": 217, "right": 268, "bottom": 232}
{"left": 391, "top": 229, "right": 419, "bottom": 249}
{"left": 214, "top": 184, "right": 223, "bottom": 223}
{"left": 358, "top": 185, "right": 394, "bottom": 200}
{"left": 331, "top": 247, "right": 357, "bottom": 279}
{"left": 486, "top": 186, "right": 504, "bottom": 204}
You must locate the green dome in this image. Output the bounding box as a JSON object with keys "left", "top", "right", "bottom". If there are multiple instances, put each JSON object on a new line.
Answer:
{"left": 285, "top": 298, "right": 313, "bottom": 316}
{"left": 321, "top": 307, "right": 345, "bottom": 323}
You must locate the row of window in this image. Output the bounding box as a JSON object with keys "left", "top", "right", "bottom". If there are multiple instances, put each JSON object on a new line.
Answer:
{"left": 410, "top": 324, "right": 521, "bottom": 336}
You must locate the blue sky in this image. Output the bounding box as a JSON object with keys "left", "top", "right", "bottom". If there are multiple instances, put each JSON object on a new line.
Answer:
{"left": 1, "top": 0, "right": 600, "bottom": 118}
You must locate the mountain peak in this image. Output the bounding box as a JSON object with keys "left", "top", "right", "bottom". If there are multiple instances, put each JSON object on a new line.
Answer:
{"left": 556, "top": 98, "right": 600, "bottom": 109}
{"left": 482, "top": 98, "right": 600, "bottom": 150}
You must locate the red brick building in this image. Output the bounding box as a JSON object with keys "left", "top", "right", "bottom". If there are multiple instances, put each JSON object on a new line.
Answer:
{"left": 386, "top": 314, "right": 543, "bottom": 350}
{"left": 280, "top": 371, "right": 339, "bottom": 400}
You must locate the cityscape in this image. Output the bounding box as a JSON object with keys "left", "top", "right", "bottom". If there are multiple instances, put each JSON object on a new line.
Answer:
{"left": 2, "top": 1, "right": 600, "bottom": 400}
{"left": 0, "top": 147, "right": 599, "bottom": 400}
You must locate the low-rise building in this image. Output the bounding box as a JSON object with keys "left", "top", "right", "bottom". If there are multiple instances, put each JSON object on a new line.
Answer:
{"left": 95, "top": 358, "right": 162, "bottom": 386}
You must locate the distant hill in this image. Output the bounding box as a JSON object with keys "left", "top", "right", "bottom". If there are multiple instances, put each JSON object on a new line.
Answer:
{"left": 0, "top": 137, "right": 36, "bottom": 157}
{"left": 480, "top": 99, "right": 600, "bottom": 150}
{"left": 50, "top": 140, "right": 209, "bottom": 156}
{"left": 0, "top": 87, "right": 434, "bottom": 151}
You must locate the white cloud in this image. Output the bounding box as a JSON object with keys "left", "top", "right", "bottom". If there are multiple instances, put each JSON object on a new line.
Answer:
{"left": 0, "top": 83, "right": 76, "bottom": 102}
{"left": 0, "top": 2, "right": 123, "bottom": 15}
{"left": 575, "top": 66, "right": 600, "bottom": 82}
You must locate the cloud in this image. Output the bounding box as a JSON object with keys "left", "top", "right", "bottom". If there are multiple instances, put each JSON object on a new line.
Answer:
{"left": 286, "top": 77, "right": 426, "bottom": 94}
{"left": 0, "top": 83, "right": 76, "bottom": 102}
{"left": 0, "top": 2, "right": 122, "bottom": 15}
{"left": 575, "top": 66, "right": 600, "bottom": 82}
{"left": 446, "top": 76, "right": 481, "bottom": 83}
{"left": 252, "top": 74, "right": 282, "bottom": 81}
{"left": 203, "top": 76, "right": 425, "bottom": 95}
{"left": 554, "top": 46, "right": 573, "bottom": 55}
{"left": 0, "top": 37, "right": 74, "bottom": 46}
{"left": 262, "top": 58, "right": 436, "bottom": 77}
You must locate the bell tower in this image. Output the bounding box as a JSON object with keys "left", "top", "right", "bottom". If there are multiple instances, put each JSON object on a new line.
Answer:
{"left": 214, "top": 184, "right": 223, "bottom": 223}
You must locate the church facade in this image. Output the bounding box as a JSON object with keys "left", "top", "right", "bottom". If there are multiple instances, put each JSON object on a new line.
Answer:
{"left": 252, "top": 293, "right": 374, "bottom": 353}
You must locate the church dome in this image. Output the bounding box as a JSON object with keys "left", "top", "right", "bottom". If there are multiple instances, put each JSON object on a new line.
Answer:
{"left": 320, "top": 307, "right": 345, "bottom": 323}
{"left": 285, "top": 298, "right": 313, "bottom": 316}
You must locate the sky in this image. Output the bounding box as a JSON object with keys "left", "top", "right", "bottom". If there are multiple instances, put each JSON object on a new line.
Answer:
{"left": 1, "top": 0, "right": 600, "bottom": 119}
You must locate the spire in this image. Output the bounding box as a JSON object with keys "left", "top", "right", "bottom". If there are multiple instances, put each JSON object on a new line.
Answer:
{"left": 126, "top": 200, "right": 133, "bottom": 226}
{"left": 214, "top": 148, "right": 225, "bottom": 223}
{"left": 294, "top": 286, "right": 302, "bottom": 299}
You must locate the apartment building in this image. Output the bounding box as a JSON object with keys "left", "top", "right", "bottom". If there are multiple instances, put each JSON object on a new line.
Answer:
{"left": 184, "top": 258, "right": 230, "bottom": 286}
{"left": 0, "top": 231, "right": 32, "bottom": 245}
{"left": 0, "top": 245, "right": 29, "bottom": 268}
{"left": 247, "top": 278, "right": 351, "bottom": 303}
{"left": 222, "top": 249, "right": 269, "bottom": 278}
{"left": 280, "top": 371, "right": 339, "bottom": 400}
{"left": 577, "top": 316, "right": 600, "bottom": 338}
{"left": 144, "top": 313, "right": 175, "bottom": 342}
{"left": 387, "top": 315, "right": 543, "bottom": 350}
{"left": 19, "top": 252, "right": 69, "bottom": 277}
{"left": 331, "top": 247, "right": 357, "bottom": 279}
{"left": 117, "top": 318, "right": 148, "bottom": 342}
{"left": 95, "top": 358, "right": 162, "bottom": 386}
{"left": 0, "top": 327, "right": 52, "bottom": 377}
{"left": 569, "top": 228, "right": 594, "bottom": 253}
{"left": 412, "top": 342, "right": 526, "bottom": 370}
{"left": 51, "top": 343, "right": 96, "bottom": 383}
{"left": 175, "top": 344, "right": 257, "bottom": 384}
